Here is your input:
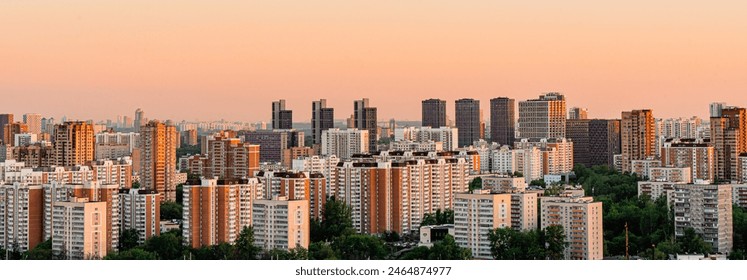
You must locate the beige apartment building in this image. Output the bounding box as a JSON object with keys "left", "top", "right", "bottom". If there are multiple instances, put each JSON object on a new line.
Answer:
{"left": 182, "top": 178, "right": 263, "bottom": 248}
{"left": 140, "top": 120, "right": 178, "bottom": 201}
{"left": 517, "top": 93, "right": 567, "bottom": 139}
{"left": 454, "top": 190, "right": 511, "bottom": 259}
{"left": 621, "top": 110, "right": 655, "bottom": 173}
{"left": 0, "top": 182, "right": 44, "bottom": 252}
{"left": 674, "top": 184, "right": 733, "bottom": 254}
{"left": 710, "top": 106, "right": 746, "bottom": 182}
{"left": 252, "top": 197, "right": 310, "bottom": 251}
{"left": 119, "top": 188, "right": 161, "bottom": 244}
{"left": 51, "top": 197, "right": 108, "bottom": 260}
{"left": 540, "top": 195, "right": 603, "bottom": 260}
{"left": 661, "top": 139, "right": 715, "bottom": 183}
{"left": 54, "top": 121, "right": 95, "bottom": 167}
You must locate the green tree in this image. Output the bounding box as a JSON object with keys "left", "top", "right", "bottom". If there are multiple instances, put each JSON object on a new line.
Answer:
{"left": 233, "top": 226, "right": 261, "bottom": 260}
{"left": 176, "top": 184, "right": 184, "bottom": 204}
{"left": 427, "top": 235, "right": 471, "bottom": 260}
{"left": 104, "top": 248, "right": 158, "bottom": 260}
{"left": 314, "top": 197, "right": 355, "bottom": 242}
{"left": 728, "top": 249, "right": 746, "bottom": 260}
{"left": 24, "top": 239, "right": 55, "bottom": 260}
{"left": 131, "top": 181, "right": 140, "bottom": 189}
{"left": 144, "top": 230, "right": 184, "bottom": 260}
{"left": 530, "top": 179, "right": 546, "bottom": 188}
{"left": 488, "top": 227, "right": 544, "bottom": 260}
{"left": 399, "top": 246, "right": 431, "bottom": 260}
{"left": 333, "top": 234, "right": 388, "bottom": 260}
{"left": 542, "top": 225, "right": 566, "bottom": 260}
{"left": 160, "top": 201, "right": 183, "bottom": 220}
{"left": 469, "top": 177, "right": 482, "bottom": 191}
{"left": 733, "top": 205, "right": 747, "bottom": 253}
{"left": 382, "top": 231, "right": 401, "bottom": 242}
{"left": 677, "top": 228, "right": 711, "bottom": 255}
{"left": 119, "top": 228, "right": 140, "bottom": 251}
{"left": 420, "top": 209, "right": 455, "bottom": 227}
{"left": 309, "top": 242, "right": 337, "bottom": 260}
{"left": 262, "top": 247, "right": 308, "bottom": 260}
{"left": 512, "top": 171, "right": 523, "bottom": 177}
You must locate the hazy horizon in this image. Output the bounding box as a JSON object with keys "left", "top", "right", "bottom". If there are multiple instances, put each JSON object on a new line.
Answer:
{"left": 2, "top": 1, "right": 746, "bottom": 123}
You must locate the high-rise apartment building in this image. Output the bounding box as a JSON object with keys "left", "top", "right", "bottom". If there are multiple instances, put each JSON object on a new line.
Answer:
{"left": 252, "top": 197, "right": 310, "bottom": 251}
{"left": 710, "top": 106, "right": 746, "bottom": 182}
{"left": 134, "top": 108, "right": 146, "bottom": 131}
{"left": 140, "top": 120, "right": 178, "bottom": 201}
{"left": 589, "top": 119, "right": 621, "bottom": 168}
{"left": 51, "top": 197, "right": 108, "bottom": 260}
{"left": 510, "top": 192, "right": 538, "bottom": 231}
{"left": 181, "top": 129, "right": 198, "bottom": 147}
{"left": 321, "top": 128, "right": 369, "bottom": 159}
{"left": 568, "top": 107, "right": 588, "bottom": 120}
{"left": 621, "top": 110, "right": 655, "bottom": 173}
{"left": 540, "top": 195, "right": 603, "bottom": 260}
{"left": 674, "top": 184, "right": 733, "bottom": 254}
{"left": 201, "top": 136, "right": 260, "bottom": 179}
{"left": 455, "top": 99, "right": 481, "bottom": 148}
{"left": 518, "top": 93, "right": 567, "bottom": 139}
{"left": 661, "top": 138, "right": 715, "bottom": 183}
{"left": 0, "top": 182, "right": 44, "bottom": 252}
{"left": 422, "top": 99, "right": 447, "bottom": 128}
{"left": 353, "top": 98, "right": 378, "bottom": 152}
{"left": 0, "top": 114, "right": 14, "bottom": 145}
{"left": 23, "top": 113, "right": 42, "bottom": 135}
{"left": 3, "top": 122, "right": 29, "bottom": 146}
{"left": 565, "top": 119, "right": 590, "bottom": 167}
{"left": 292, "top": 155, "right": 340, "bottom": 196}
{"left": 54, "top": 121, "right": 95, "bottom": 167}
{"left": 394, "top": 127, "right": 458, "bottom": 151}
{"left": 490, "top": 97, "right": 515, "bottom": 146}
{"left": 242, "top": 130, "right": 304, "bottom": 163}
{"left": 514, "top": 138, "right": 574, "bottom": 175}
{"left": 119, "top": 188, "right": 161, "bottom": 244}
{"left": 312, "top": 99, "right": 335, "bottom": 145}
{"left": 272, "top": 100, "right": 293, "bottom": 130}
{"left": 454, "top": 190, "right": 511, "bottom": 259}
{"left": 182, "top": 178, "right": 264, "bottom": 248}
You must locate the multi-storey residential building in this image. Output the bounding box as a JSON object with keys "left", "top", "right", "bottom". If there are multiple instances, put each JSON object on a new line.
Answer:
{"left": 514, "top": 138, "right": 574, "bottom": 176}
{"left": 518, "top": 93, "right": 567, "bottom": 139}
{"left": 673, "top": 184, "right": 733, "bottom": 254}
{"left": 242, "top": 130, "right": 304, "bottom": 163}
{"left": 194, "top": 136, "right": 260, "bottom": 179}
{"left": 134, "top": 108, "right": 146, "bottom": 132}
{"left": 710, "top": 106, "right": 746, "bottom": 182}
{"left": 321, "top": 128, "right": 369, "bottom": 159}
{"left": 140, "top": 120, "right": 178, "bottom": 201}
{"left": 182, "top": 178, "right": 264, "bottom": 248}
{"left": 514, "top": 147, "right": 543, "bottom": 183}
{"left": 119, "top": 188, "right": 160, "bottom": 244}
{"left": 54, "top": 121, "right": 95, "bottom": 167}
{"left": 454, "top": 190, "right": 511, "bottom": 259}
{"left": 589, "top": 119, "right": 621, "bottom": 168}
{"left": 455, "top": 99, "right": 481, "bottom": 148}
{"left": 22, "top": 114, "right": 42, "bottom": 135}
{"left": 422, "top": 99, "right": 447, "bottom": 129}
{"left": 395, "top": 127, "right": 459, "bottom": 151}
{"left": 540, "top": 195, "right": 603, "bottom": 260}
{"left": 389, "top": 140, "right": 443, "bottom": 152}
{"left": 648, "top": 167, "right": 692, "bottom": 183}
{"left": 657, "top": 117, "right": 702, "bottom": 139}
{"left": 490, "top": 97, "right": 516, "bottom": 146}
{"left": 0, "top": 182, "right": 44, "bottom": 252}
{"left": 91, "top": 157, "right": 133, "bottom": 189}
{"left": 631, "top": 159, "right": 662, "bottom": 179}
{"left": 638, "top": 181, "right": 681, "bottom": 203}
{"left": 43, "top": 181, "right": 120, "bottom": 253}
{"left": 252, "top": 197, "right": 310, "bottom": 250}
{"left": 51, "top": 197, "right": 108, "bottom": 260}
{"left": 621, "top": 110, "right": 655, "bottom": 173}
{"left": 312, "top": 99, "right": 335, "bottom": 145}
{"left": 511, "top": 192, "right": 539, "bottom": 231}
{"left": 95, "top": 132, "right": 139, "bottom": 151}
{"left": 661, "top": 138, "right": 715, "bottom": 183}
{"left": 292, "top": 155, "right": 340, "bottom": 195}
{"left": 566, "top": 119, "right": 590, "bottom": 167}
{"left": 3, "top": 122, "right": 29, "bottom": 146}
{"left": 490, "top": 145, "right": 516, "bottom": 175}
{"left": 352, "top": 99, "right": 378, "bottom": 152}
{"left": 272, "top": 100, "right": 293, "bottom": 130}
{"left": 0, "top": 114, "right": 13, "bottom": 145}
{"left": 732, "top": 184, "right": 747, "bottom": 208}
{"left": 95, "top": 144, "right": 130, "bottom": 160}
{"left": 12, "top": 143, "right": 55, "bottom": 168}
{"left": 481, "top": 175, "right": 527, "bottom": 193}
{"left": 568, "top": 107, "right": 588, "bottom": 120}
{"left": 281, "top": 146, "right": 315, "bottom": 169}
{"left": 181, "top": 129, "right": 198, "bottom": 147}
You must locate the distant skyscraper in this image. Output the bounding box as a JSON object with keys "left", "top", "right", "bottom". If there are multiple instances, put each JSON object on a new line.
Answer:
{"left": 23, "top": 113, "right": 42, "bottom": 135}
{"left": 710, "top": 102, "right": 727, "bottom": 118}
{"left": 54, "top": 121, "right": 94, "bottom": 166}
{"left": 312, "top": 99, "right": 334, "bottom": 145}
{"left": 490, "top": 97, "right": 515, "bottom": 146}
{"left": 710, "top": 106, "right": 746, "bottom": 181}
{"left": 0, "top": 114, "right": 13, "bottom": 145}
{"left": 140, "top": 120, "right": 179, "bottom": 201}
{"left": 518, "top": 93, "right": 567, "bottom": 139}
{"left": 134, "top": 108, "right": 145, "bottom": 131}
{"left": 421, "top": 99, "right": 447, "bottom": 128}
{"left": 568, "top": 107, "right": 588, "bottom": 120}
{"left": 621, "top": 110, "right": 655, "bottom": 173}
{"left": 455, "top": 99, "right": 480, "bottom": 147}
{"left": 3, "top": 122, "right": 29, "bottom": 146}
{"left": 353, "top": 98, "right": 378, "bottom": 151}
{"left": 272, "top": 99, "right": 293, "bottom": 129}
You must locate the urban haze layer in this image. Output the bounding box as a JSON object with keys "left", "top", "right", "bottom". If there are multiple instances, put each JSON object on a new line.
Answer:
{"left": 1, "top": 95, "right": 746, "bottom": 260}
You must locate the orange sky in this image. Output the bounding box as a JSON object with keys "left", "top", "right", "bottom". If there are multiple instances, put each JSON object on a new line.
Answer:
{"left": 2, "top": 1, "right": 746, "bottom": 122}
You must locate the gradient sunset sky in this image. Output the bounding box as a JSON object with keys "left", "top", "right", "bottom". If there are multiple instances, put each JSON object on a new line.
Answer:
{"left": 2, "top": 1, "right": 746, "bottom": 123}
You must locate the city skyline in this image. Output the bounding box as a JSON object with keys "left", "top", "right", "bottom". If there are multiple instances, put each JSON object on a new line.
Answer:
{"left": 2, "top": 2, "right": 747, "bottom": 122}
